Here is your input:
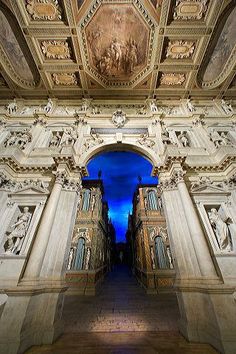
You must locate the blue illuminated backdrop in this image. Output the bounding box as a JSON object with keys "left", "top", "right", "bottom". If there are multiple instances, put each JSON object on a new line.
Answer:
{"left": 84, "top": 151, "right": 157, "bottom": 242}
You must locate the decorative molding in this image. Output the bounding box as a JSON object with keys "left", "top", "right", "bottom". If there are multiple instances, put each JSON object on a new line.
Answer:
{"left": 173, "top": 0, "right": 208, "bottom": 21}
{"left": 166, "top": 40, "right": 195, "bottom": 59}
{"left": 26, "top": 0, "right": 62, "bottom": 21}
{"left": 52, "top": 73, "right": 79, "bottom": 86}
{"left": 160, "top": 73, "right": 185, "bottom": 86}
{"left": 112, "top": 109, "right": 126, "bottom": 128}
{"left": 0, "top": 172, "right": 49, "bottom": 193}
{"left": 82, "top": 129, "right": 103, "bottom": 153}
{"left": 137, "top": 133, "right": 155, "bottom": 149}
{"left": 4, "top": 129, "right": 32, "bottom": 150}
{"left": 41, "top": 40, "right": 72, "bottom": 59}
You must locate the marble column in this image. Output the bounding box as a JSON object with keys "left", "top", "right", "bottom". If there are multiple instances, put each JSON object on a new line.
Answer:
{"left": 174, "top": 169, "right": 218, "bottom": 279}
{"left": 23, "top": 170, "right": 66, "bottom": 279}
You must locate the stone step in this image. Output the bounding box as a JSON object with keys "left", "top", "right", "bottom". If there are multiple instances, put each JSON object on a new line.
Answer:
{"left": 26, "top": 332, "right": 218, "bottom": 354}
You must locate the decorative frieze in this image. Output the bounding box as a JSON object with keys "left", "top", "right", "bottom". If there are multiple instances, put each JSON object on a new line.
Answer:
{"left": 0, "top": 172, "right": 49, "bottom": 193}
{"left": 160, "top": 73, "right": 185, "bottom": 86}
{"left": 4, "top": 129, "right": 32, "bottom": 150}
{"left": 166, "top": 40, "right": 195, "bottom": 59}
{"left": 41, "top": 40, "right": 72, "bottom": 60}
{"left": 173, "top": 0, "right": 208, "bottom": 21}
{"left": 83, "top": 129, "right": 103, "bottom": 152}
{"left": 137, "top": 133, "right": 155, "bottom": 148}
{"left": 26, "top": 0, "right": 62, "bottom": 21}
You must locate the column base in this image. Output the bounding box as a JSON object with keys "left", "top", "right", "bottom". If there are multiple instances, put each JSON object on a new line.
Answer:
{"left": 177, "top": 287, "right": 236, "bottom": 354}
{"left": 0, "top": 286, "right": 66, "bottom": 354}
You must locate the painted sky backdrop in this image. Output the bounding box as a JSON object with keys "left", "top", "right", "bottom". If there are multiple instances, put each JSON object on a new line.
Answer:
{"left": 84, "top": 151, "right": 157, "bottom": 242}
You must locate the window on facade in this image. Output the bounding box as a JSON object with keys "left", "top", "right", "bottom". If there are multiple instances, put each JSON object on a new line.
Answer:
{"left": 155, "top": 236, "right": 169, "bottom": 269}
{"left": 147, "top": 190, "right": 158, "bottom": 210}
{"left": 82, "top": 189, "right": 91, "bottom": 211}
{"left": 74, "top": 237, "right": 85, "bottom": 270}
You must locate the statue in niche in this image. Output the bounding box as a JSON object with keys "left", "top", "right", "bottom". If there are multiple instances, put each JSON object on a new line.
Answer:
{"left": 210, "top": 130, "right": 224, "bottom": 148}
{"left": 221, "top": 99, "right": 234, "bottom": 115}
{"left": 67, "top": 247, "right": 75, "bottom": 270}
{"left": 208, "top": 208, "right": 233, "bottom": 252}
{"left": 44, "top": 98, "right": 53, "bottom": 114}
{"left": 49, "top": 131, "right": 62, "bottom": 147}
{"left": 161, "top": 128, "right": 175, "bottom": 146}
{"left": 178, "top": 131, "right": 189, "bottom": 147}
{"left": 84, "top": 247, "right": 91, "bottom": 270}
{"left": 60, "top": 127, "right": 77, "bottom": 147}
{"left": 6, "top": 99, "right": 17, "bottom": 115}
{"left": 4, "top": 207, "right": 32, "bottom": 255}
{"left": 166, "top": 246, "right": 174, "bottom": 269}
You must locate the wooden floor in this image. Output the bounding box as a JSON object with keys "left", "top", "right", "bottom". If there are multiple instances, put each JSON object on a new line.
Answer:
{"left": 26, "top": 266, "right": 218, "bottom": 354}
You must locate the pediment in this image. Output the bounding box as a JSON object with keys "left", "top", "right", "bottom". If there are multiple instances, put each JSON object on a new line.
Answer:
{"left": 10, "top": 186, "right": 49, "bottom": 195}
{"left": 191, "top": 183, "right": 227, "bottom": 194}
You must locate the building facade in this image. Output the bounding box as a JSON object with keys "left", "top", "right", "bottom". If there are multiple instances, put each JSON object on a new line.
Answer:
{"left": 128, "top": 184, "right": 175, "bottom": 293}
{"left": 66, "top": 179, "right": 114, "bottom": 295}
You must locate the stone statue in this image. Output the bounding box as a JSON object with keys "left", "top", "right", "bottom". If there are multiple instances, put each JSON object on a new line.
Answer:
{"left": 186, "top": 99, "right": 195, "bottom": 113}
{"left": 44, "top": 98, "right": 53, "bottom": 114}
{"left": 166, "top": 246, "right": 174, "bottom": 269}
{"left": 67, "top": 247, "right": 75, "bottom": 270}
{"left": 219, "top": 132, "right": 232, "bottom": 146}
{"left": 84, "top": 247, "right": 91, "bottom": 270}
{"left": 161, "top": 128, "right": 174, "bottom": 146}
{"left": 137, "top": 133, "right": 155, "bottom": 148}
{"left": 221, "top": 99, "right": 233, "bottom": 115}
{"left": 210, "top": 130, "right": 223, "bottom": 148}
{"left": 208, "top": 208, "right": 232, "bottom": 252}
{"left": 178, "top": 131, "right": 189, "bottom": 147}
{"left": 150, "top": 100, "right": 158, "bottom": 113}
{"left": 49, "top": 131, "right": 61, "bottom": 147}
{"left": 60, "top": 127, "right": 77, "bottom": 146}
{"left": 4, "top": 207, "right": 32, "bottom": 255}
{"left": 6, "top": 99, "right": 17, "bottom": 115}
{"left": 157, "top": 196, "right": 162, "bottom": 211}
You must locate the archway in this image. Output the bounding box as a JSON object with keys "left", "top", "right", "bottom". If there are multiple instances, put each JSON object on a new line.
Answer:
{"left": 63, "top": 147, "right": 180, "bottom": 340}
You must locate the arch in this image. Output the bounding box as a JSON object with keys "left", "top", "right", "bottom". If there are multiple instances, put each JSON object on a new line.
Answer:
{"left": 74, "top": 237, "right": 85, "bottom": 270}
{"left": 79, "top": 142, "right": 161, "bottom": 173}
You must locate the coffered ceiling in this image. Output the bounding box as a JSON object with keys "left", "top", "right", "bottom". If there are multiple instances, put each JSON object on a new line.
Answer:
{"left": 0, "top": 0, "right": 235, "bottom": 101}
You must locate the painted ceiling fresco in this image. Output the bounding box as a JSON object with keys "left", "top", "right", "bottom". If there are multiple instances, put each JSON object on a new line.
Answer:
{"left": 0, "top": 0, "right": 235, "bottom": 99}
{"left": 202, "top": 6, "right": 236, "bottom": 83}
{"left": 84, "top": 4, "right": 150, "bottom": 82}
{"left": 0, "top": 10, "right": 34, "bottom": 83}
